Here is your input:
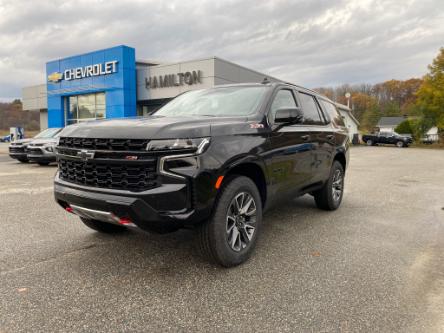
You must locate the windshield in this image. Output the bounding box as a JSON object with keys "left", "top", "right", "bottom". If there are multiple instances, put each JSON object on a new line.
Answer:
{"left": 154, "top": 86, "right": 268, "bottom": 117}
{"left": 34, "top": 128, "right": 61, "bottom": 139}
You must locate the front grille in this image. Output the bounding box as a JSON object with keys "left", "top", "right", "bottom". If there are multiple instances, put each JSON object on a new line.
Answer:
{"left": 58, "top": 137, "right": 149, "bottom": 151}
{"left": 58, "top": 159, "right": 158, "bottom": 192}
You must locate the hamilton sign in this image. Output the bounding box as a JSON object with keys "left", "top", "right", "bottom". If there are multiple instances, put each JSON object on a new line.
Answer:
{"left": 47, "top": 60, "right": 118, "bottom": 83}
{"left": 145, "top": 70, "right": 202, "bottom": 89}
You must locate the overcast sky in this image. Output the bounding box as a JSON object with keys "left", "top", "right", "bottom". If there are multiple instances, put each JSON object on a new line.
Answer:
{"left": 0, "top": 0, "right": 443, "bottom": 100}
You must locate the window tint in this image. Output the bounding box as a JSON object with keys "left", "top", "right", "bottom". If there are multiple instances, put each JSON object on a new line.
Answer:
{"left": 298, "top": 92, "right": 323, "bottom": 125}
{"left": 270, "top": 89, "right": 297, "bottom": 122}
{"left": 320, "top": 100, "right": 345, "bottom": 127}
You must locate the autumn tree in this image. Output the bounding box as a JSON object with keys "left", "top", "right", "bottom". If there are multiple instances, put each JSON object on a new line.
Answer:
{"left": 415, "top": 47, "right": 444, "bottom": 138}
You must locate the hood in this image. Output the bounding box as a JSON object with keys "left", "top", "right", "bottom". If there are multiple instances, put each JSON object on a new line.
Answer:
{"left": 28, "top": 138, "right": 58, "bottom": 145}
{"left": 59, "top": 115, "right": 254, "bottom": 139}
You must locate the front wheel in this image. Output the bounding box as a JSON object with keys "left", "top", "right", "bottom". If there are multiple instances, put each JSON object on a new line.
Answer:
{"left": 17, "top": 158, "right": 29, "bottom": 163}
{"left": 313, "top": 161, "right": 345, "bottom": 211}
{"left": 396, "top": 141, "right": 405, "bottom": 148}
{"left": 198, "top": 176, "right": 262, "bottom": 267}
{"left": 38, "top": 161, "right": 50, "bottom": 166}
{"left": 366, "top": 139, "right": 373, "bottom": 146}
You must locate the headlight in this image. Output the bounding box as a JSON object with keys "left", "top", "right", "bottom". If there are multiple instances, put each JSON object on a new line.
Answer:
{"left": 44, "top": 144, "right": 55, "bottom": 152}
{"left": 146, "top": 138, "right": 210, "bottom": 154}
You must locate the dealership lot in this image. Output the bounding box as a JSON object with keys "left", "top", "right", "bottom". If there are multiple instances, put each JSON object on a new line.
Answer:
{"left": 0, "top": 146, "right": 443, "bottom": 332}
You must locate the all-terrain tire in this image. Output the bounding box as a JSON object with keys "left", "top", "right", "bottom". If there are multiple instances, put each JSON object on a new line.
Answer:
{"left": 313, "top": 161, "right": 345, "bottom": 211}
{"left": 198, "top": 176, "right": 262, "bottom": 267}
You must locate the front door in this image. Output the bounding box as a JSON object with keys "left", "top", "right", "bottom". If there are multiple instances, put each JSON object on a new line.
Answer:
{"left": 266, "top": 89, "right": 316, "bottom": 200}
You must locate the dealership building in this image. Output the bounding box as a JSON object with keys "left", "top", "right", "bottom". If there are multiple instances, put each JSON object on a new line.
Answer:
{"left": 22, "top": 44, "right": 359, "bottom": 138}
{"left": 22, "top": 45, "right": 281, "bottom": 129}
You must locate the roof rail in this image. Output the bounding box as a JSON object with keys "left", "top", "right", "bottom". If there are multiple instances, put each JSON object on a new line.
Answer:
{"left": 282, "top": 81, "right": 322, "bottom": 96}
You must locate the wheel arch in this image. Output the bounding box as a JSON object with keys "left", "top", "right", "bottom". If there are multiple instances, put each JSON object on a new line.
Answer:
{"left": 333, "top": 151, "right": 347, "bottom": 171}
{"left": 222, "top": 161, "right": 268, "bottom": 208}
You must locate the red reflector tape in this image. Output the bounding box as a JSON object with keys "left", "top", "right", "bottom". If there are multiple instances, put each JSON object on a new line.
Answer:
{"left": 65, "top": 207, "right": 74, "bottom": 213}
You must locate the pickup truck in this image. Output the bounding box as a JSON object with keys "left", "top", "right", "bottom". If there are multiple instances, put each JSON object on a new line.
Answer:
{"left": 362, "top": 132, "right": 413, "bottom": 148}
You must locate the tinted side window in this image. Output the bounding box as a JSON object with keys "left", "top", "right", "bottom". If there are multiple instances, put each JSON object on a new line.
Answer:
{"left": 320, "top": 100, "right": 345, "bottom": 127}
{"left": 270, "top": 89, "right": 298, "bottom": 122}
{"left": 298, "top": 92, "right": 323, "bottom": 125}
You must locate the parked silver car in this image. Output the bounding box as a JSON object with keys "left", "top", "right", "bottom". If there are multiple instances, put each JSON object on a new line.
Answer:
{"left": 26, "top": 128, "right": 62, "bottom": 165}
{"left": 8, "top": 138, "right": 34, "bottom": 163}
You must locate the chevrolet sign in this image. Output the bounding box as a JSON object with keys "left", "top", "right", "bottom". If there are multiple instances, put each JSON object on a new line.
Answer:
{"left": 47, "top": 60, "right": 118, "bottom": 83}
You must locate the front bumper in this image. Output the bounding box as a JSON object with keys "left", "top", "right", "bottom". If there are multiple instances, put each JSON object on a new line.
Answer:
{"left": 9, "top": 152, "right": 27, "bottom": 160}
{"left": 54, "top": 172, "right": 210, "bottom": 233}
{"left": 9, "top": 146, "right": 27, "bottom": 160}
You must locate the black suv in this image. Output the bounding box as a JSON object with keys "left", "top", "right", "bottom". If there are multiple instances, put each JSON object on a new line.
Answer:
{"left": 54, "top": 82, "right": 349, "bottom": 267}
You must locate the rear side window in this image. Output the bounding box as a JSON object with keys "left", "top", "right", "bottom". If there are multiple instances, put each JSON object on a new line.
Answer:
{"left": 298, "top": 92, "right": 323, "bottom": 125}
{"left": 270, "top": 89, "right": 298, "bottom": 122}
{"left": 320, "top": 100, "right": 345, "bottom": 127}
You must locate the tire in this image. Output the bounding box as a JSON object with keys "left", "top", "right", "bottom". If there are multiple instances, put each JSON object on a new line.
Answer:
{"left": 38, "top": 162, "right": 50, "bottom": 166}
{"left": 366, "top": 139, "right": 373, "bottom": 146}
{"left": 313, "top": 161, "right": 345, "bottom": 211}
{"left": 198, "top": 176, "right": 263, "bottom": 267}
{"left": 396, "top": 141, "right": 404, "bottom": 148}
{"left": 80, "top": 217, "right": 127, "bottom": 233}
{"left": 17, "top": 158, "right": 29, "bottom": 163}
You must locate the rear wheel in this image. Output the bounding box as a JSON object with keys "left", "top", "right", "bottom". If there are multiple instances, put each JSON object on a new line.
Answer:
{"left": 313, "top": 161, "right": 345, "bottom": 211}
{"left": 80, "top": 217, "right": 127, "bottom": 233}
{"left": 17, "top": 158, "right": 29, "bottom": 163}
{"left": 366, "top": 139, "right": 373, "bottom": 146}
{"left": 38, "top": 161, "right": 50, "bottom": 166}
{"left": 198, "top": 176, "right": 262, "bottom": 267}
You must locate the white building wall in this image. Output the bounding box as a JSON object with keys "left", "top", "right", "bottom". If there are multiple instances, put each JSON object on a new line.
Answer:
{"left": 22, "top": 84, "right": 47, "bottom": 110}
{"left": 39, "top": 110, "right": 48, "bottom": 130}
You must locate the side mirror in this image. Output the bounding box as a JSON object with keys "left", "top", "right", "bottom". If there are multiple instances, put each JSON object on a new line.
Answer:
{"left": 274, "top": 108, "right": 304, "bottom": 124}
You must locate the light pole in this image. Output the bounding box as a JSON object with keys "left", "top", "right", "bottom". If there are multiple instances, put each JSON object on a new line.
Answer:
{"left": 345, "top": 92, "right": 351, "bottom": 108}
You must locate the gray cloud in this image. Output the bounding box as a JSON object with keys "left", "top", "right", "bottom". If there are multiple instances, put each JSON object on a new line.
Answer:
{"left": 0, "top": 0, "right": 443, "bottom": 99}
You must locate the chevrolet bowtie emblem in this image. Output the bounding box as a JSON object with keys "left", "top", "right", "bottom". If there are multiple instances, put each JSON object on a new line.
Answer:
{"left": 77, "top": 150, "right": 95, "bottom": 161}
{"left": 47, "top": 72, "right": 63, "bottom": 83}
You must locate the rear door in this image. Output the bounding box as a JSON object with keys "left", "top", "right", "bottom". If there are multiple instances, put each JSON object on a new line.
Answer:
{"left": 317, "top": 99, "right": 346, "bottom": 179}
{"left": 296, "top": 92, "right": 333, "bottom": 183}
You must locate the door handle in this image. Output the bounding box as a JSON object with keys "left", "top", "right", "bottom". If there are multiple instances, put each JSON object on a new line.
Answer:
{"left": 326, "top": 134, "right": 335, "bottom": 141}
{"left": 301, "top": 135, "right": 310, "bottom": 141}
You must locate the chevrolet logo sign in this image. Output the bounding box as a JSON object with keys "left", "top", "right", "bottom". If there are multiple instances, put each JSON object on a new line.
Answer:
{"left": 77, "top": 150, "right": 95, "bottom": 161}
{"left": 47, "top": 72, "right": 63, "bottom": 83}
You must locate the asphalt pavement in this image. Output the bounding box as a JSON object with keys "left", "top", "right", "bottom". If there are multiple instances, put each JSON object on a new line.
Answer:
{"left": 0, "top": 146, "right": 443, "bottom": 332}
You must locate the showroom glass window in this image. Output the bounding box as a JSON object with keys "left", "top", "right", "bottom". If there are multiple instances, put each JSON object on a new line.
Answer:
{"left": 66, "top": 92, "right": 106, "bottom": 125}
